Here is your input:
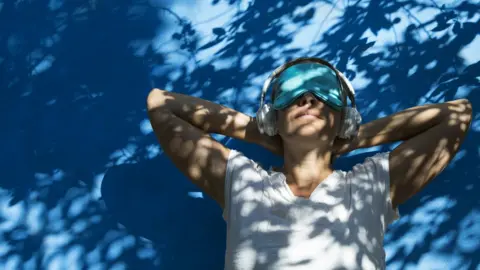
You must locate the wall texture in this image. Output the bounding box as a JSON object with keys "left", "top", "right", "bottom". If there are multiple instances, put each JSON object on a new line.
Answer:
{"left": 1, "top": 0, "right": 479, "bottom": 269}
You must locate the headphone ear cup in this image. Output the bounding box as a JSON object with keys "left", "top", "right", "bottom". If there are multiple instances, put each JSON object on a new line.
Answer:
{"left": 338, "top": 107, "right": 362, "bottom": 139}
{"left": 256, "top": 103, "right": 278, "bottom": 136}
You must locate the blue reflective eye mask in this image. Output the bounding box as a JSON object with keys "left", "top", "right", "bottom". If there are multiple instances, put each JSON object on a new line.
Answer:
{"left": 272, "top": 63, "right": 344, "bottom": 111}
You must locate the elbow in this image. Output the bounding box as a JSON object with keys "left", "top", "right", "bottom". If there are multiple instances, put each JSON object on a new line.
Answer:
{"left": 147, "top": 88, "right": 169, "bottom": 113}
{"left": 446, "top": 98, "right": 473, "bottom": 132}
{"left": 454, "top": 98, "right": 473, "bottom": 120}
{"left": 450, "top": 98, "right": 472, "bottom": 111}
{"left": 453, "top": 98, "right": 472, "bottom": 106}
{"left": 447, "top": 98, "right": 472, "bottom": 117}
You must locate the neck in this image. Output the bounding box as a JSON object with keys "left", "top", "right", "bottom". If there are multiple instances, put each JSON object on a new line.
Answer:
{"left": 282, "top": 142, "right": 335, "bottom": 197}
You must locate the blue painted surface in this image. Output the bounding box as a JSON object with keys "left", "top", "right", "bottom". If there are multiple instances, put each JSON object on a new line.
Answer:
{"left": 1, "top": 0, "right": 479, "bottom": 269}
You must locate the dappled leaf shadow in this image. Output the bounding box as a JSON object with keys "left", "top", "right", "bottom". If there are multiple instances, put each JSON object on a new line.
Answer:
{"left": 101, "top": 156, "right": 226, "bottom": 269}
{"left": 0, "top": 0, "right": 478, "bottom": 269}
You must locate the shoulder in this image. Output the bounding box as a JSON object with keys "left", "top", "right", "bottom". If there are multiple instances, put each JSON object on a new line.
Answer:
{"left": 227, "top": 149, "right": 263, "bottom": 170}
{"left": 223, "top": 149, "right": 270, "bottom": 221}
{"left": 226, "top": 149, "right": 270, "bottom": 179}
{"left": 345, "top": 152, "right": 400, "bottom": 227}
{"left": 347, "top": 151, "right": 391, "bottom": 180}
{"left": 352, "top": 151, "right": 390, "bottom": 169}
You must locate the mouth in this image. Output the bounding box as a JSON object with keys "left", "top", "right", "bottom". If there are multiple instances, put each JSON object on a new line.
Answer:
{"left": 297, "top": 114, "right": 319, "bottom": 120}
{"left": 295, "top": 111, "right": 322, "bottom": 120}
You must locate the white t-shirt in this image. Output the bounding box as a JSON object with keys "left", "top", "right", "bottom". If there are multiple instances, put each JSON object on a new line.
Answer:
{"left": 223, "top": 149, "right": 399, "bottom": 270}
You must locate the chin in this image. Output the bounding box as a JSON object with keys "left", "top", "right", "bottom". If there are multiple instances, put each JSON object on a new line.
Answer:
{"left": 290, "top": 126, "right": 325, "bottom": 139}
{"left": 279, "top": 119, "right": 335, "bottom": 139}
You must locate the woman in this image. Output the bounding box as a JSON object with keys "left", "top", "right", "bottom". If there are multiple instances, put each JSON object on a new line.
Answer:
{"left": 146, "top": 58, "right": 472, "bottom": 270}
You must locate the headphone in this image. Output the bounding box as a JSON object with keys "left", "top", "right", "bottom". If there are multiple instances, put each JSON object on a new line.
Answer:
{"left": 256, "top": 57, "right": 362, "bottom": 139}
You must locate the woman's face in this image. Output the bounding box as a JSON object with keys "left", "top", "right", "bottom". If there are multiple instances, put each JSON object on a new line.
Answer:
{"left": 276, "top": 92, "right": 342, "bottom": 143}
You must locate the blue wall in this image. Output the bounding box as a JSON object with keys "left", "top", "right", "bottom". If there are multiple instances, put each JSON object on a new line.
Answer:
{"left": 1, "top": 0, "right": 479, "bottom": 269}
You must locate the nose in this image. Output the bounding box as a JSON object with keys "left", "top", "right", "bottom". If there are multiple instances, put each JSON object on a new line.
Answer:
{"left": 298, "top": 92, "right": 319, "bottom": 107}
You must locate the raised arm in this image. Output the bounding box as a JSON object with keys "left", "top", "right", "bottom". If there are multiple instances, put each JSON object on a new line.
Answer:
{"left": 334, "top": 99, "right": 473, "bottom": 208}
{"left": 146, "top": 88, "right": 280, "bottom": 207}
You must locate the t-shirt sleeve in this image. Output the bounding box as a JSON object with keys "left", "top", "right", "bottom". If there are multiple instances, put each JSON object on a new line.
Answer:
{"left": 223, "top": 149, "right": 256, "bottom": 222}
{"left": 368, "top": 152, "right": 400, "bottom": 227}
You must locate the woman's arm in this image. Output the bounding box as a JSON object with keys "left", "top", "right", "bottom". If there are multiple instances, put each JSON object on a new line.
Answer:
{"left": 148, "top": 89, "right": 282, "bottom": 154}
{"left": 146, "top": 89, "right": 282, "bottom": 207}
{"left": 334, "top": 99, "right": 472, "bottom": 154}
{"left": 334, "top": 99, "right": 473, "bottom": 207}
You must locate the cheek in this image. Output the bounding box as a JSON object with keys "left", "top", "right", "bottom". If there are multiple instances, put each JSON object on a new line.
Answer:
{"left": 328, "top": 111, "right": 342, "bottom": 130}
{"left": 330, "top": 113, "right": 337, "bottom": 127}
{"left": 276, "top": 111, "right": 285, "bottom": 129}
{"left": 276, "top": 110, "right": 291, "bottom": 133}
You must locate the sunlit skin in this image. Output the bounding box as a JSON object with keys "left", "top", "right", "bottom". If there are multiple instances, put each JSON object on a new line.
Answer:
{"left": 146, "top": 88, "right": 472, "bottom": 210}
{"left": 275, "top": 93, "right": 343, "bottom": 197}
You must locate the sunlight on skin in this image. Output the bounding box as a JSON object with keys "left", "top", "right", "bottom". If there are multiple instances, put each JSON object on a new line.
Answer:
{"left": 143, "top": 2, "right": 476, "bottom": 267}
{"left": 188, "top": 139, "right": 211, "bottom": 178}
{"left": 148, "top": 67, "right": 469, "bottom": 268}
{"left": 2, "top": 1, "right": 471, "bottom": 269}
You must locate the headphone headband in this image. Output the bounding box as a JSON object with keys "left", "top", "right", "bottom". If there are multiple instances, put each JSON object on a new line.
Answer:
{"left": 260, "top": 57, "right": 356, "bottom": 110}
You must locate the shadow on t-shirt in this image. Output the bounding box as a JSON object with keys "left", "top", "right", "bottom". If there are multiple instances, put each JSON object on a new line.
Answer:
{"left": 100, "top": 136, "right": 392, "bottom": 269}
